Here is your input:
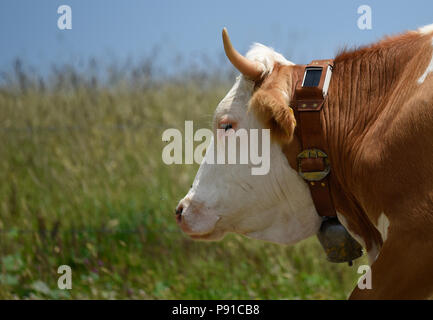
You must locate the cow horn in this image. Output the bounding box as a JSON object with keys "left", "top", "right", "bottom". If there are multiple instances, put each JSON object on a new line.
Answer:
{"left": 222, "top": 28, "right": 263, "bottom": 80}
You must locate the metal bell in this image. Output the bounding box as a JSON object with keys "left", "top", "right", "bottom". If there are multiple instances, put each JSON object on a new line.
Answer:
{"left": 317, "top": 217, "right": 363, "bottom": 265}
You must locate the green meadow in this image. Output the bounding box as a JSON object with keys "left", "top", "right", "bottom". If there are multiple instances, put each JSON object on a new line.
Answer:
{"left": 0, "top": 60, "right": 367, "bottom": 299}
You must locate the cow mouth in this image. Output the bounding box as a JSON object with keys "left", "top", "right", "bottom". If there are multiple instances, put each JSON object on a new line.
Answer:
{"left": 185, "top": 228, "right": 224, "bottom": 241}
{"left": 185, "top": 229, "right": 214, "bottom": 239}
{"left": 177, "top": 212, "right": 223, "bottom": 240}
{"left": 189, "top": 234, "right": 211, "bottom": 240}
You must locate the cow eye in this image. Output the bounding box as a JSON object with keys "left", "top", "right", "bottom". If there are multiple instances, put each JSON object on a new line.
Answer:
{"left": 220, "top": 123, "right": 233, "bottom": 131}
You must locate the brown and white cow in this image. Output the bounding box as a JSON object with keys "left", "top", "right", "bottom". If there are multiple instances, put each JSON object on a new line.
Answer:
{"left": 176, "top": 25, "right": 433, "bottom": 299}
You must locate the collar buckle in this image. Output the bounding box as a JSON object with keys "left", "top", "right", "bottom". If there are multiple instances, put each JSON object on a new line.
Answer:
{"left": 297, "top": 148, "right": 330, "bottom": 182}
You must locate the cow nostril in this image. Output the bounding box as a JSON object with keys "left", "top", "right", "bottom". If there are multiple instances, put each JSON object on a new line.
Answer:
{"left": 175, "top": 204, "right": 183, "bottom": 216}
{"left": 175, "top": 205, "right": 183, "bottom": 224}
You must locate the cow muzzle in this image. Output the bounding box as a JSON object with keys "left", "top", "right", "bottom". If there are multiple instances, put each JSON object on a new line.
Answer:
{"left": 175, "top": 199, "right": 221, "bottom": 238}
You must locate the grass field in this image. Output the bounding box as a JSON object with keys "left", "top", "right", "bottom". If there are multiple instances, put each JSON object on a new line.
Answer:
{"left": 0, "top": 61, "right": 367, "bottom": 299}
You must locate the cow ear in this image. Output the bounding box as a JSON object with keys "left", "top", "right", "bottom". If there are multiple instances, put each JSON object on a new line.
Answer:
{"left": 249, "top": 88, "right": 296, "bottom": 143}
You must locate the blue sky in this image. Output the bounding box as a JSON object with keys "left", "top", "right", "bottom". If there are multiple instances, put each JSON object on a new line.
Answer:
{"left": 0, "top": 0, "right": 432, "bottom": 74}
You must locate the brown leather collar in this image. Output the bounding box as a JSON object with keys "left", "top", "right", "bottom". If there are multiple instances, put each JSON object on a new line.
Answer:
{"left": 291, "top": 60, "right": 336, "bottom": 217}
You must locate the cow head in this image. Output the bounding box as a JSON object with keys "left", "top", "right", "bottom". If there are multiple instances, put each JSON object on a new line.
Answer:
{"left": 175, "top": 29, "right": 321, "bottom": 244}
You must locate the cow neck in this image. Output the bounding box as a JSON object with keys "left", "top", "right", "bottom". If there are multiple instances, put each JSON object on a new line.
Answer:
{"left": 291, "top": 61, "right": 382, "bottom": 252}
{"left": 312, "top": 38, "right": 420, "bottom": 252}
{"left": 290, "top": 59, "right": 383, "bottom": 253}
{"left": 286, "top": 32, "right": 427, "bottom": 256}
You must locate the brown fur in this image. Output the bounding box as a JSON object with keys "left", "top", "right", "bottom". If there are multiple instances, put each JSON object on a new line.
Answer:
{"left": 249, "top": 64, "right": 301, "bottom": 144}
{"left": 250, "top": 31, "right": 433, "bottom": 299}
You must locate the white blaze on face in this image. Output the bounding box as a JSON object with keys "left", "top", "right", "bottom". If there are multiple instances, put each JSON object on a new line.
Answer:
{"left": 177, "top": 71, "right": 321, "bottom": 244}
